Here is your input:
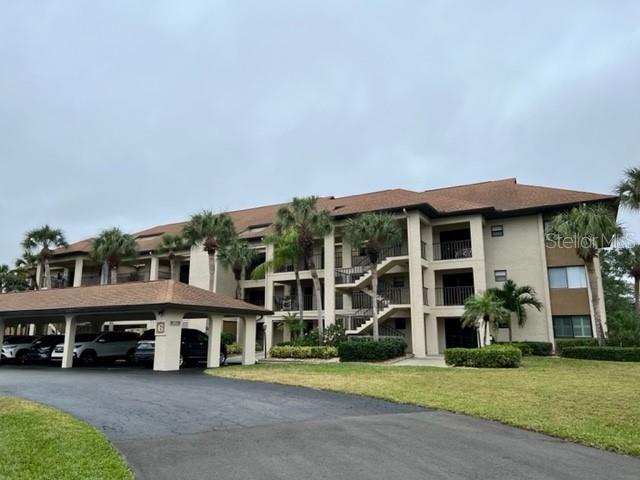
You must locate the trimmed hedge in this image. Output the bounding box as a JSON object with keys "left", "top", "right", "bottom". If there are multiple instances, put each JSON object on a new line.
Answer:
{"left": 445, "top": 345, "right": 522, "bottom": 368}
{"left": 560, "top": 346, "right": 640, "bottom": 362}
{"left": 497, "top": 341, "right": 553, "bottom": 356}
{"left": 555, "top": 338, "right": 598, "bottom": 354}
{"left": 226, "top": 342, "right": 263, "bottom": 355}
{"left": 338, "top": 338, "right": 407, "bottom": 362}
{"left": 270, "top": 345, "right": 338, "bottom": 359}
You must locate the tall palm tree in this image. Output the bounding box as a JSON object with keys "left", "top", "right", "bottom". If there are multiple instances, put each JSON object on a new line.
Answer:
{"left": 218, "top": 239, "right": 256, "bottom": 299}
{"left": 91, "top": 228, "right": 138, "bottom": 284}
{"left": 183, "top": 211, "right": 238, "bottom": 292}
{"left": 251, "top": 229, "right": 305, "bottom": 321}
{"left": 461, "top": 291, "right": 509, "bottom": 347}
{"left": 609, "top": 245, "right": 640, "bottom": 311}
{"left": 21, "top": 225, "right": 68, "bottom": 289}
{"left": 344, "top": 212, "right": 401, "bottom": 341}
{"left": 489, "top": 279, "right": 542, "bottom": 342}
{"left": 274, "top": 197, "right": 333, "bottom": 339}
{"left": 15, "top": 251, "right": 40, "bottom": 290}
{"left": 156, "top": 233, "right": 186, "bottom": 281}
{"left": 548, "top": 203, "right": 623, "bottom": 345}
{"left": 616, "top": 167, "right": 640, "bottom": 210}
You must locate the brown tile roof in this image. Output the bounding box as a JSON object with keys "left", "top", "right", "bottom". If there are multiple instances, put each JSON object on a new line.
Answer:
{"left": 54, "top": 178, "right": 616, "bottom": 256}
{"left": 0, "top": 280, "right": 272, "bottom": 318}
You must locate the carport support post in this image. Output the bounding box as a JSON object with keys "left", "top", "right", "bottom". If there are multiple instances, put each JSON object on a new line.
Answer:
{"left": 241, "top": 316, "right": 256, "bottom": 365}
{"left": 0, "top": 318, "right": 5, "bottom": 363}
{"left": 206, "top": 315, "right": 223, "bottom": 368}
{"left": 61, "top": 315, "right": 77, "bottom": 369}
{"left": 153, "top": 310, "right": 184, "bottom": 371}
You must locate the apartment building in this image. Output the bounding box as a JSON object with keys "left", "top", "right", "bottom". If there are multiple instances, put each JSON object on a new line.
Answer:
{"left": 38, "top": 178, "right": 616, "bottom": 356}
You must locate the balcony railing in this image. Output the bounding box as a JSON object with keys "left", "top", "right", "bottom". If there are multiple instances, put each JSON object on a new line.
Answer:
{"left": 336, "top": 243, "right": 408, "bottom": 284}
{"left": 49, "top": 275, "right": 69, "bottom": 289}
{"left": 352, "top": 286, "right": 410, "bottom": 310}
{"left": 435, "top": 286, "right": 475, "bottom": 306}
{"left": 433, "top": 239, "right": 472, "bottom": 261}
{"left": 273, "top": 294, "right": 319, "bottom": 311}
{"left": 275, "top": 253, "right": 324, "bottom": 273}
{"left": 335, "top": 265, "right": 369, "bottom": 285}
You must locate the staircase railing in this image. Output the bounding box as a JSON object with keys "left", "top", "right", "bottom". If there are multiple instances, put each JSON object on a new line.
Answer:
{"left": 335, "top": 242, "right": 408, "bottom": 284}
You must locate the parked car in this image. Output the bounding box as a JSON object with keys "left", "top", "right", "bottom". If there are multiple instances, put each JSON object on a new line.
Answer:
{"left": 23, "top": 335, "right": 65, "bottom": 363}
{"left": 134, "top": 328, "right": 208, "bottom": 368}
{"left": 1, "top": 335, "right": 41, "bottom": 363}
{"left": 50, "top": 331, "right": 139, "bottom": 365}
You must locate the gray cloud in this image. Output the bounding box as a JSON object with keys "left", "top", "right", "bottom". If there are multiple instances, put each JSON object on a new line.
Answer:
{"left": 1, "top": 0, "right": 639, "bottom": 264}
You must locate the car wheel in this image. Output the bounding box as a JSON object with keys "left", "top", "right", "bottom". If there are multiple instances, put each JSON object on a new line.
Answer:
{"left": 80, "top": 350, "right": 97, "bottom": 366}
{"left": 125, "top": 349, "right": 136, "bottom": 365}
{"left": 179, "top": 354, "right": 185, "bottom": 368}
{"left": 16, "top": 350, "right": 28, "bottom": 364}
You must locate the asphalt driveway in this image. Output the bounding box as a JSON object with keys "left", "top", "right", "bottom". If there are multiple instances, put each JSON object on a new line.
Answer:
{"left": 1, "top": 364, "right": 639, "bottom": 480}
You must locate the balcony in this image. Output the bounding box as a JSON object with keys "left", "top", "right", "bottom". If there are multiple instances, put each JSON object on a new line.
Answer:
{"left": 275, "top": 253, "right": 324, "bottom": 273}
{"left": 433, "top": 239, "right": 472, "bottom": 261}
{"left": 435, "top": 286, "right": 475, "bottom": 306}
{"left": 273, "top": 294, "right": 320, "bottom": 312}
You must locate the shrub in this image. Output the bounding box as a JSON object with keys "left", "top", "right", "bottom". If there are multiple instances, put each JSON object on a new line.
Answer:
{"left": 555, "top": 338, "right": 598, "bottom": 354}
{"left": 323, "top": 324, "right": 347, "bottom": 346}
{"left": 225, "top": 342, "right": 262, "bottom": 355}
{"left": 560, "top": 346, "right": 640, "bottom": 362}
{"left": 497, "top": 341, "right": 552, "bottom": 356}
{"left": 444, "top": 345, "right": 522, "bottom": 368}
{"left": 221, "top": 332, "right": 236, "bottom": 346}
{"left": 338, "top": 338, "right": 407, "bottom": 362}
{"left": 269, "top": 345, "right": 338, "bottom": 359}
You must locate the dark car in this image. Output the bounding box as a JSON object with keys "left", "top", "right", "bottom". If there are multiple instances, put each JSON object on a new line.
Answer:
{"left": 23, "top": 335, "right": 65, "bottom": 364}
{"left": 134, "top": 328, "right": 208, "bottom": 368}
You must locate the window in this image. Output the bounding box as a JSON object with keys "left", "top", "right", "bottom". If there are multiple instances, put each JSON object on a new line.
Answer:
{"left": 494, "top": 270, "right": 507, "bottom": 282}
{"left": 490, "top": 225, "right": 504, "bottom": 237}
{"left": 553, "top": 316, "right": 593, "bottom": 338}
{"left": 548, "top": 266, "right": 587, "bottom": 288}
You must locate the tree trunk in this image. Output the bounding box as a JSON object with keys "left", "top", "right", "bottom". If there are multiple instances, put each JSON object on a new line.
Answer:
{"left": 585, "top": 258, "right": 606, "bottom": 346}
{"left": 310, "top": 267, "right": 324, "bottom": 343}
{"left": 110, "top": 267, "right": 118, "bottom": 285}
{"left": 42, "top": 259, "right": 51, "bottom": 289}
{"left": 635, "top": 276, "right": 640, "bottom": 313}
{"left": 508, "top": 312, "right": 514, "bottom": 342}
{"left": 100, "top": 262, "right": 109, "bottom": 285}
{"left": 370, "top": 263, "right": 379, "bottom": 341}
{"left": 295, "top": 267, "right": 304, "bottom": 325}
{"left": 208, "top": 250, "right": 216, "bottom": 292}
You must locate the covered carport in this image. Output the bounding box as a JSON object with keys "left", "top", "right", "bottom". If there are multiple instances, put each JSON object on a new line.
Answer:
{"left": 0, "top": 280, "right": 271, "bottom": 371}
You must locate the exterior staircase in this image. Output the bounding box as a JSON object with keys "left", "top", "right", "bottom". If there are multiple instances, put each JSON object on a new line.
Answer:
{"left": 335, "top": 248, "right": 409, "bottom": 289}
{"left": 338, "top": 286, "right": 411, "bottom": 335}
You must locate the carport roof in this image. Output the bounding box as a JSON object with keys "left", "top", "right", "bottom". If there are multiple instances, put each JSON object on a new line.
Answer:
{"left": 0, "top": 280, "right": 273, "bottom": 318}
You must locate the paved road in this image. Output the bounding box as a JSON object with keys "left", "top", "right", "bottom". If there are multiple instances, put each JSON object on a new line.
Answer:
{"left": 1, "top": 365, "right": 639, "bottom": 480}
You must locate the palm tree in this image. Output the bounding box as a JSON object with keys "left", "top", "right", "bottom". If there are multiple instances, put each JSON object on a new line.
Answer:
{"left": 218, "top": 239, "right": 256, "bottom": 299}
{"left": 548, "top": 203, "right": 623, "bottom": 345}
{"left": 616, "top": 167, "right": 640, "bottom": 210}
{"left": 91, "top": 228, "right": 138, "bottom": 284}
{"left": 489, "top": 280, "right": 542, "bottom": 342}
{"left": 156, "top": 234, "right": 186, "bottom": 281}
{"left": 609, "top": 245, "right": 640, "bottom": 311}
{"left": 183, "top": 211, "right": 238, "bottom": 292}
{"left": 461, "top": 291, "right": 509, "bottom": 347}
{"left": 343, "top": 212, "right": 401, "bottom": 341}
{"left": 274, "top": 197, "right": 333, "bottom": 339}
{"left": 251, "top": 229, "right": 305, "bottom": 322}
{"left": 0, "top": 265, "right": 29, "bottom": 293}
{"left": 15, "top": 251, "right": 40, "bottom": 290}
{"left": 21, "top": 225, "right": 68, "bottom": 289}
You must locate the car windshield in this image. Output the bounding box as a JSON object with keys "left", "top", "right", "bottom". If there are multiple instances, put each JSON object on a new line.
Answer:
{"left": 4, "top": 336, "right": 36, "bottom": 344}
{"left": 75, "top": 334, "right": 100, "bottom": 342}
{"left": 139, "top": 330, "right": 155, "bottom": 340}
{"left": 33, "top": 336, "right": 63, "bottom": 346}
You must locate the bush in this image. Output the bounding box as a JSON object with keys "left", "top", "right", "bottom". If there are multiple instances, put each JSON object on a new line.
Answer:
{"left": 221, "top": 332, "right": 236, "bottom": 346}
{"left": 560, "top": 346, "right": 640, "bottom": 362}
{"left": 497, "top": 341, "right": 553, "bottom": 356}
{"left": 555, "top": 338, "right": 598, "bottom": 354}
{"left": 225, "top": 342, "right": 262, "bottom": 355}
{"left": 338, "top": 338, "right": 407, "bottom": 362}
{"left": 323, "top": 324, "right": 348, "bottom": 346}
{"left": 444, "top": 345, "right": 522, "bottom": 368}
{"left": 269, "top": 345, "right": 338, "bottom": 359}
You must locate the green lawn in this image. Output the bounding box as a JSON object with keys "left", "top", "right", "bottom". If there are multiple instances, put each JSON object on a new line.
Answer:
{"left": 0, "top": 397, "right": 132, "bottom": 480}
{"left": 208, "top": 357, "right": 640, "bottom": 457}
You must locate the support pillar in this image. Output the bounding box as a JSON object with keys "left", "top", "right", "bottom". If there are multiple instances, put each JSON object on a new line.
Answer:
{"left": 207, "top": 315, "right": 223, "bottom": 368}
{"left": 73, "top": 258, "right": 84, "bottom": 287}
{"left": 407, "top": 213, "right": 427, "bottom": 357}
{"left": 241, "top": 316, "right": 257, "bottom": 365}
{"left": 264, "top": 318, "right": 273, "bottom": 357}
{"left": 0, "top": 318, "right": 5, "bottom": 363}
{"left": 61, "top": 315, "right": 77, "bottom": 369}
{"left": 323, "top": 230, "right": 335, "bottom": 325}
{"left": 153, "top": 310, "right": 184, "bottom": 371}
{"left": 150, "top": 256, "right": 160, "bottom": 281}
{"left": 425, "top": 315, "right": 439, "bottom": 354}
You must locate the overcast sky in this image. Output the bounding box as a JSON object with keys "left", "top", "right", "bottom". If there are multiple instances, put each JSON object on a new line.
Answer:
{"left": 1, "top": 1, "right": 639, "bottom": 265}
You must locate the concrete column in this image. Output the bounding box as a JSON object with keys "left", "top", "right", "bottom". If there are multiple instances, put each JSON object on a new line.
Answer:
{"left": 35, "top": 264, "right": 42, "bottom": 289}
{"left": 73, "top": 258, "right": 84, "bottom": 287}
{"left": 323, "top": 230, "right": 335, "bottom": 325}
{"left": 537, "top": 214, "right": 555, "bottom": 346}
{"left": 236, "top": 318, "right": 244, "bottom": 345}
{"left": 150, "top": 256, "right": 160, "bottom": 281}
{"left": 0, "top": 318, "right": 5, "bottom": 363}
{"left": 407, "top": 212, "right": 427, "bottom": 357}
{"left": 342, "top": 239, "right": 352, "bottom": 311}
{"left": 61, "top": 315, "right": 77, "bottom": 368}
{"left": 153, "top": 310, "right": 184, "bottom": 371}
{"left": 264, "top": 318, "right": 273, "bottom": 357}
{"left": 425, "top": 315, "right": 439, "bottom": 354}
{"left": 470, "top": 215, "right": 487, "bottom": 293}
{"left": 207, "top": 315, "right": 223, "bottom": 368}
{"left": 241, "top": 316, "right": 257, "bottom": 365}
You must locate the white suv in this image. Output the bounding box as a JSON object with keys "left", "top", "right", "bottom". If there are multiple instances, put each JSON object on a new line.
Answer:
{"left": 1, "top": 335, "right": 41, "bottom": 363}
{"left": 51, "top": 331, "right": 139, "bottom": 365}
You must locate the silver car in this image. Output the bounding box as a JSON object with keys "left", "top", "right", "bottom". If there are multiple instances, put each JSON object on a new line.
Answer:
{"left": 50, "top": 331, "right": 139, "bottom": 365}
{"left": 1, "top": 335, "right": 41, "bottom": 363}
